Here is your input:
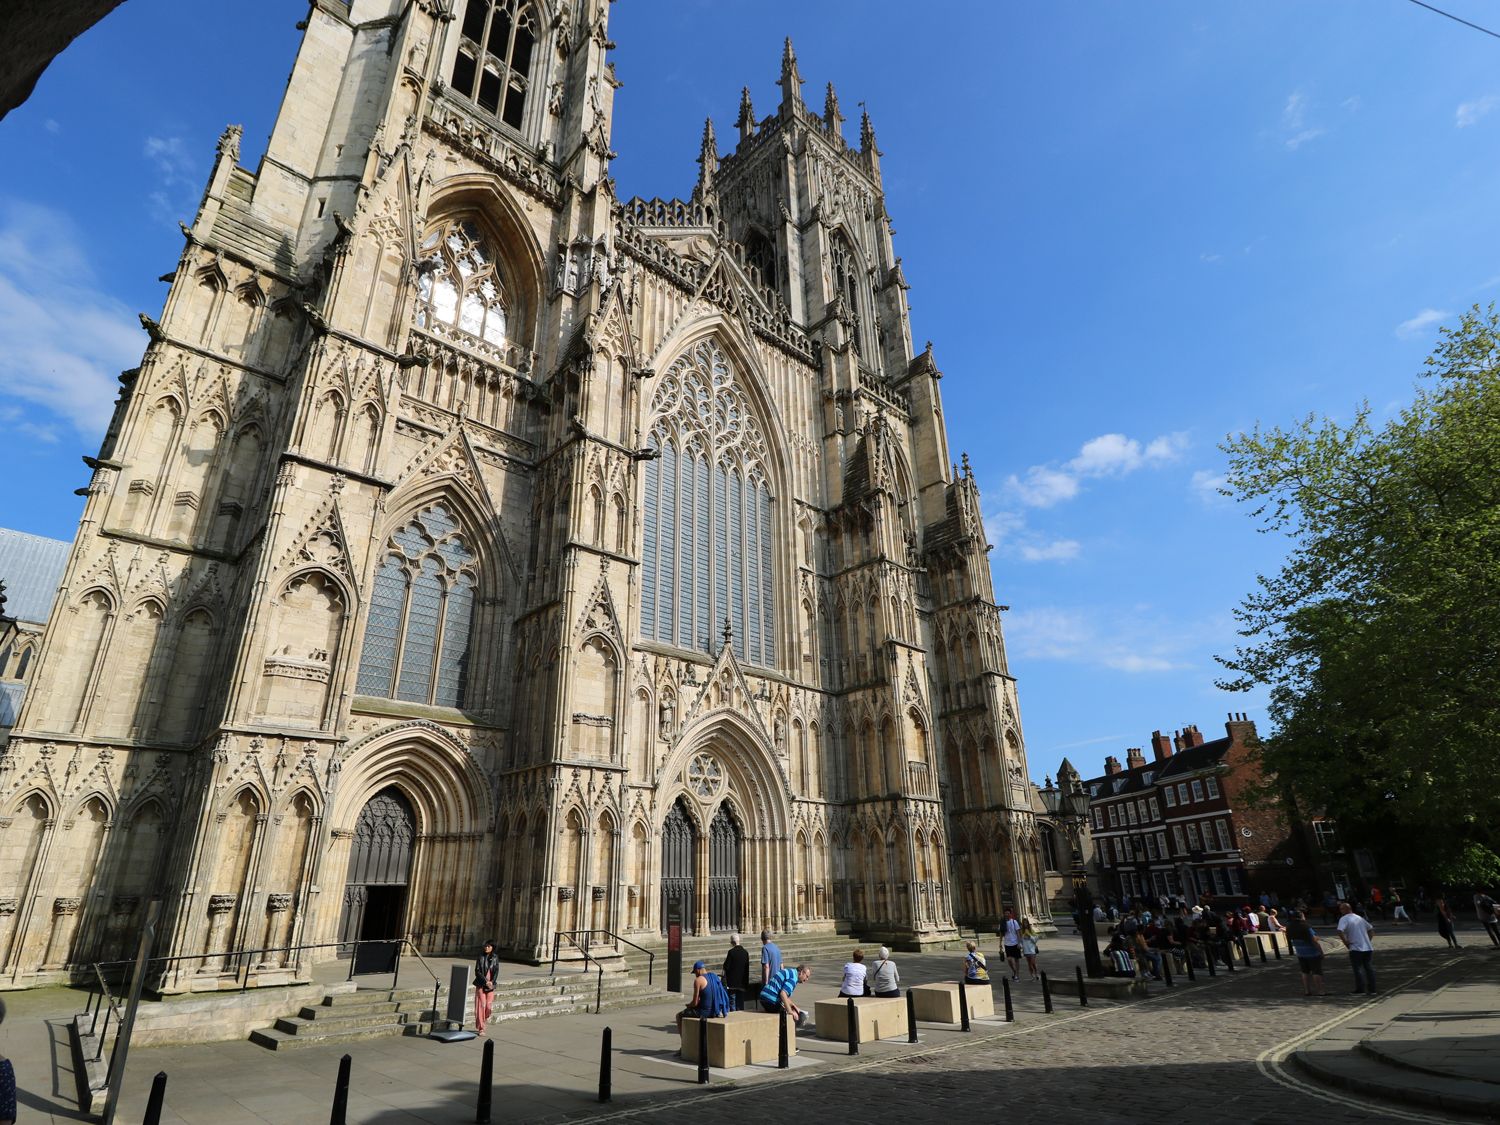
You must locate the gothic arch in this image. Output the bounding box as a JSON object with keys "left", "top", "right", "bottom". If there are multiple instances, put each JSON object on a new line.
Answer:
{"left": 381, "top": 465, "right": 517, "bottom": 595}
{"left": 335, "top": 720, "right": 492, "bottom": 834}
{"left": 662, "top": 707, "right": 791, "bottom": 838}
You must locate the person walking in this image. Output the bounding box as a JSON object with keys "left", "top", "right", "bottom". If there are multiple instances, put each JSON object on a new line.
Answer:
{"left": 869, "top": 947, "right": 901, "bottom": 997}
{"left": 760, "top": 929, "right": 784, "bottom": 985}
{"left": 1475, "top": 892, "right": 1500, "bottom": 947}
{"left": 1337, "top": 901, "right": 1377, "bottom": 994}
{"left": 1285, "top": 910, "right": 1326, "bottom": 996}
{"left": 1437, "top": 897, "right": 1462, "bottom": 949}
{"left": 1390, "top": 892, "right": 1411, "bottom": 925}
{"left": 839, "top": 948, "right": 868, "bottom": 998}
{"left": 1019, "top": 918, "right": 1041, "bottom": 980}
{"left": 1000, "top": 908, "right": 1023, "bottom": 980}
{"left": 473, "top": 939, "right": 500, "bottom": 1033}
{"left": 722, "top": 933, "right": 751, "bottom": 1010}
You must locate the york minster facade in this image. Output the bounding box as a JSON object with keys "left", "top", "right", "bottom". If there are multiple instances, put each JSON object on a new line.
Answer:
{"left": 0, "top": 0, "right": 1045, "bottom": 988}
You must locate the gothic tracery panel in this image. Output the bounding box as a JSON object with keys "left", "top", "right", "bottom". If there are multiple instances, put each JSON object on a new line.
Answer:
{"left": 641, "top": 339, "right": 776, "bottom": 665}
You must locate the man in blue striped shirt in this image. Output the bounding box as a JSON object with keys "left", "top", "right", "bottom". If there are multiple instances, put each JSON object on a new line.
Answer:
{"left": 758, "top": 963, "right": 811, "bottom": 1025}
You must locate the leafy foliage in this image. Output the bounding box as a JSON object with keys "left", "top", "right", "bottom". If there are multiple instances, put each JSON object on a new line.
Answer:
{"left": 1219, "top": 307, "right": 1500, "bottom": 877}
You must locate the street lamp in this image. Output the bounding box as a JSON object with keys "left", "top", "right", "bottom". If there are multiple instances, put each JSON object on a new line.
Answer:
{"left": 1041, "top": 770, "right": 1105, "bottom": 978}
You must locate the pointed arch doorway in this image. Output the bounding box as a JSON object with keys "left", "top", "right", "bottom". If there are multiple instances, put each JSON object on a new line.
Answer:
{"left": 338, "top": 787, "right": 415, "bottom": 972}
{"left": 708, "top": 803, "right": 742, "bottom": 933}
{"left": 661, "top": 798, "right": 696, "bottom": 936}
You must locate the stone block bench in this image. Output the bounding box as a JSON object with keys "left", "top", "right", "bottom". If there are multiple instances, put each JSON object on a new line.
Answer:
{"left": 680, "top": 1011, "right": 796, "bottom": 1067}
{"left": 813, "top": 996, "right": 908, "bottom": 1042}
{"left": 909, "top": 982, "right": 994, "bottom": 1023}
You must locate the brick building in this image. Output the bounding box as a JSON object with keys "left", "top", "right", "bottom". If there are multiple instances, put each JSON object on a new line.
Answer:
{"left": 1079, "top": 716, "right": 1320, "bottom": 904}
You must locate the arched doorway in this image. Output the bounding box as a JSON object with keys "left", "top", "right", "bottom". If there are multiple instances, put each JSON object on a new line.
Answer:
{"left": 708, "top": 804, "right": 742, "bottom": 932}
{"left": 338, "top": 787, "right": 415, "bottom": 971}
{"left": 661, "top": 798, "right": 696, "bottom": 936}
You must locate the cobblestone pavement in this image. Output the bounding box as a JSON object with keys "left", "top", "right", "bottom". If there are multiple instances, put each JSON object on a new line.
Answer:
{"left": 566, "top": 932, "right": 1492, "bottom": 1125}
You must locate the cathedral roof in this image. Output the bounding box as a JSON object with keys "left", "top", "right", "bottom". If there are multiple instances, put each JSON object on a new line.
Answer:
{"left": 0, "top": 526, "right": 71, "bottom": 625}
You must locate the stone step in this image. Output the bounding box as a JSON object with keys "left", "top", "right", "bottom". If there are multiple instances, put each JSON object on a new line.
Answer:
{"left": 1292, "top": 1038, "right": 1500, "bottom": 1117}
{"left": 249, "top": 1021, "right": 414, "bottom": 1051}
{"left": 274, "top": 1007, "right": 435, "bottom": 1036}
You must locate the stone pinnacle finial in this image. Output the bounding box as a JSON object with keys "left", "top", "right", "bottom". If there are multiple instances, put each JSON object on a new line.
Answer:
{"left": 737, "top": 86, "right": 756, "bottom": 140}
{"left": 823, "top": 81, "right": 844, "bottom": 135}
{"left": 860, "top": 105, "right": 878, "bottom": 153}
{"left": 778, "top": 36, "right": 804, "bottom": 111}
{"left": 961, "top": 451, "right": 973, "bottom": 478}
{"left": 695, "top": 116, "right": 719, "bottom": 201}
{"left": 723, "top": 615, "right": 734, "bottom": 648}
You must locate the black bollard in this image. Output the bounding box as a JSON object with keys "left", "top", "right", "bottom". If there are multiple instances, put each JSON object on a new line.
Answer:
{"left": 1075, "top": 964, "right": 1088, "bottom": 1007}
{"left": 142, "top": 1071, "right": 168, "bottom": 1125}
{"left": 477, "top": 1038, "right": 495, "bottom": 1122}
{"left": 779, "top": 1008, "right": 790, "bottom": 1068}
{"left": 906, "top": 988, "right": 918, "bottom": 1043}
{"left": 1185, "top": 950, "right": 1197, "bottom": 981}
{"left": 1161, "top": 954, "right": 1173, "bottom": 988}
{"left": 597, "top": 1027, "right": 611, "bottom": 1104}
{"left": 697, "top": 1017, "right": 710, "bottom": 1085}
{"left": 1002, "top": 977, "right": 1014, "bottom": 1022}
{"left": 847, "top": 996, "right": 860, "bottom": 1055}
{"left": 960, "top": 982, "right": 971, "bottom": 1031}
{"left": 330, "top": 1053, "right": 352, "bottom": 1125}
{"left": 1271, "top": 933, "right": 1282, "bottom": 960}
{"left": 1207, "top": 948, "right": 1217, "bottom": 977}
{"left": 1040, "top": 972, "right": 1053, "bottom": 1014}
{"left": 1224, "top": 941, "right": 1235, "bottom": 973}
{"left": 1258, "top": 937, "right": 1268, "bottom": 964}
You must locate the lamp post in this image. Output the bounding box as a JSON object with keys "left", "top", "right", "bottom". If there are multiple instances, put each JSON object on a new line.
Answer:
{"left": 1041, "top": 772, "right": 1105, "bottom": 979}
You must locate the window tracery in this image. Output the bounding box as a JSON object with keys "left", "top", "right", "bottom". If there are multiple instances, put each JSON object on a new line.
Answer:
{"left": 452, "top": 0, "right": 538, "bottom": 131}
{"left": 415, "top": 218, "right": 509, "bottom": 349}
{"left": 641, "top": 339, "right": 775, "bottom": 666}
{"left": 356, "top": 503, "right": 478, "bottom": 708}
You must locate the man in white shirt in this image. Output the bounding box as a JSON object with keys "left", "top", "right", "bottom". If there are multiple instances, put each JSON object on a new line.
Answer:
{"left": 1337, "top": 901, "right": 1377, "bottom": 993}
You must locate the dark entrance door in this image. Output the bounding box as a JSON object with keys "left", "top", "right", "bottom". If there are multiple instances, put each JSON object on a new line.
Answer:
{"left": 708, "top": 804, "right": 741, "bottom": 933}
{"left": 661, "top": 799, "right": 697, "bottom": 936}
{"left": 338, "top": 787, "right": 415, "bottom": 973}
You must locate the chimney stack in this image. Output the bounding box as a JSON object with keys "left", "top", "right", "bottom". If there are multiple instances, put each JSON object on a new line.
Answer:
{"left": 1104, "top": 755, "right": 1122, "bottom": 776}
{"left": 1126, "top": 747, "right": 1146, "bottom": 770}
{"left": 1151, "top": 730, "right": 1174, "bottom": 761}
{"left": 1183, "top": 724, "right": 1206, "bottom": 748}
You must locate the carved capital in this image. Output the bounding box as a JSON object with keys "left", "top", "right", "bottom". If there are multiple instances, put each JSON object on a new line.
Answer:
{"left": 207, "top": 894, "right": 237, "bottom": 914}
{"left": 266, "top": 893, "right": 294, "bottom": 913}
{"left": 53, "top": 897, "right": 81, "bottom": 915}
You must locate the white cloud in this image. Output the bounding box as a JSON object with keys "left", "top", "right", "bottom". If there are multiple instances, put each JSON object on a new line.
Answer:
{"left": 1342, "top": 95, "right": 1362, "bottom": 113}
{"left": 43, "top": 118, "right": 60, "bottom": 134}
{"left": 1200, "top": 252, "right": 1222, "bottom": 263}
{"left": 143, "top": 134, "right": 199, "bottom": 223}
{"left": 1456, "top": 95, "right": 1499, "bottom": 128}
{"left": 0, "top": 198, "right": 141, "bottom": 436}
{"left": 1006, "top": 464, "right": 1079, "bottom": 509}
{"left": 1005, "top": 606, "right": 1189, "bottom": 674}
{"left": 1190, "top": 469, "right": 1228, "bottom": 505}
{"left": 1018, "top": 538, "right": 1080, "bottom": 563}
{"left": 1282, "top": 91, "right": 1326, "bottom": 150}
{"left": 1395, "top": 307, "right": 1451, "bottom": 339}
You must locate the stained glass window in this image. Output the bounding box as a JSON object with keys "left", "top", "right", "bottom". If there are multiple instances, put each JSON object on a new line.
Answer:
{"left": 640, "top": 339, "right": 775, "bottom": 665}
{"left": 414, "top": 218, "right": 509, "bottom": 348}
{"left": 355, "top": 504, "right": 478, "bottom": 707}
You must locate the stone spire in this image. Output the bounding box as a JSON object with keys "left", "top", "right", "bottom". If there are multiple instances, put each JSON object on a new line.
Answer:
{"left": 694, "top": 116, "right": 719, "bottom": 202}
{"left": 737, "top": 85, "right": 756, "bottom": 141}
{"left": 823, "top": 81, "right": 844, "bottom": 138}
{"left": 777, "top": 37, "right": 804, "bottom": 116}
{"left": 860, "top": 104, "right": 882, "bottom": 183}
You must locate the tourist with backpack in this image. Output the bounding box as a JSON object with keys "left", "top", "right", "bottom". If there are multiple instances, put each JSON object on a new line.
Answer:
{"left": 676, "top": 960, "right": 733, "bottom": 1034}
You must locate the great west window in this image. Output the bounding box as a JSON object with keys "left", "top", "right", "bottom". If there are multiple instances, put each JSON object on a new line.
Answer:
{"left": 641, "top": 339, "right": 775, "bottom": 666}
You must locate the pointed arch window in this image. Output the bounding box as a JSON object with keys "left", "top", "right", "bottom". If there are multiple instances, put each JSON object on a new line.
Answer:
{"left": 453, "top": 0, "right": 538, "bottom": 131}
{"left": 356, "top": 503, "right": 479, "bottom": 708}
{"left": 415, "top": 218, "right": 509, "bottom": 348}
{"left": 830, "top": 232, "right": 866, "bottom": 358}
{"left": 641, "top": 339, "right": 775, "bottom": 666}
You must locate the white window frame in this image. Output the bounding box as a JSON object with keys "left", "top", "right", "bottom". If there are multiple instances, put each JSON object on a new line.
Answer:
{"left": 1191, "top": 780, "right": 1205, "bottom": 802}
{"left": 1164, "top": 787, "right": 1177, "bottom": 807}
{"left": 1206, "top": 776, "right": 1221, "bottom": 799}
{"left": 1178, "top": 782, "right": 1189, "bottom": 804}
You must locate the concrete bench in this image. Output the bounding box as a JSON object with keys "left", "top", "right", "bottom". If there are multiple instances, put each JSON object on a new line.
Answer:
{"left": 813, "top": 996, "right": 908, "bottom": 1042}
{"left": 680, "top": 1011, "right": 796, "bottom": 1067}
{"left": 909, "top": 982, "right": 994, "bottom": 1023}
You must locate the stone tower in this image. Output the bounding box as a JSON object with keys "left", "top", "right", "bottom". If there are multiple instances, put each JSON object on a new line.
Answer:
{"left": 0, "top": 0, "right": 1045, "bottom": 988}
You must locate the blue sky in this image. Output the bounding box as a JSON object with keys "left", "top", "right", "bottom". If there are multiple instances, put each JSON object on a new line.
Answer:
{"left": 2, "top": 0, "right": 1498, "bottom": 781}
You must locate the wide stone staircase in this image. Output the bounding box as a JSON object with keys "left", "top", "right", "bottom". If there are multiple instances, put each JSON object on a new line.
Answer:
{"left": 249, "top": 967, "right": 662, "bottom": 1050}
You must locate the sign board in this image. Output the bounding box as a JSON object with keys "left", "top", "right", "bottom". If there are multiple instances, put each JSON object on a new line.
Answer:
{"left": 665, "top": 896, "right": 684, "bottom": 993}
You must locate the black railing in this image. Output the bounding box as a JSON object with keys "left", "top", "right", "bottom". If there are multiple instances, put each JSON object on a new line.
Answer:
{"left": 549, "top": 929, "right": 658, "bottom": 1014}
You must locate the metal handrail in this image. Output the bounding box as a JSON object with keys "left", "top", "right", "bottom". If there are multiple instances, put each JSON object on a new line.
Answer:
{"left": 550, "top": 930, "right": 606, "bottom": 1013}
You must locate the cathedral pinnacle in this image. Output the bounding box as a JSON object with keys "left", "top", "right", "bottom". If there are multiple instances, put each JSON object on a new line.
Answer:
{"left": 737, "top": 86, "right": 756, "bottom": 140}
{"left": 777, "top": 37, "right": 804, "bottom": 114}
{"left": 823, "top": 82, "right": 844, "bottom": 138}
{"left": 695, "top": 116, "right": 719, "bottom": 201}
{"left": 860, "top": 105, "right": 878, "bottom": 153}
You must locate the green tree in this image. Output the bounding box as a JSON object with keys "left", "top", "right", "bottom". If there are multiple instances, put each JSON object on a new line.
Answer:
{"left": 1219, "top": 306, "right": 1500, "bottom": 879}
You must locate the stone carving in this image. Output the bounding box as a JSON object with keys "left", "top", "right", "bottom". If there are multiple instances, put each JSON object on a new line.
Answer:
{"left": 53, "top": 897, "right": 81, "bottom": 915}
{"left": 208, "top": 894, "right": 237, "bottom": 914}
{"left": 267, "top": 893, "right": 294, "bottom": 913}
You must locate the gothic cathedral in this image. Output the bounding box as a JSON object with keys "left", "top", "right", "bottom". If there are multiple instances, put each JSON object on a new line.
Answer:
{"left": 0, "top": 0, "right": 1045, "bottom": 987}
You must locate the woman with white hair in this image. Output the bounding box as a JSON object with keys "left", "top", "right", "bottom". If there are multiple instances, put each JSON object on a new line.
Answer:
{"left": 869, "top": 947, "right": 900, "bottom": 997}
